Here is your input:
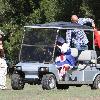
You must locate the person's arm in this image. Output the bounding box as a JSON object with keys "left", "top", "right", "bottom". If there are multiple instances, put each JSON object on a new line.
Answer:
{"left": 61, "top": 43, "right": 70, "bottom": 53}
{"left": 78, "top": 18, "right": 95, "bottom": 27}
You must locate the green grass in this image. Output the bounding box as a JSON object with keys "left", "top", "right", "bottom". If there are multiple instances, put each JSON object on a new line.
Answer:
{"left": 0, "top": 77, "right": 100, "bottom": 100}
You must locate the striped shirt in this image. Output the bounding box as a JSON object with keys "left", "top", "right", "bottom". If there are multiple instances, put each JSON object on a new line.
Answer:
{"left": 66, "top": 18, "right": 94, "bottom": 46}
{"left": 78, "top": 18, "right": 94, "bottom": 25}
{"left": 66, "top": 29, "right": 88, "bottom": 46}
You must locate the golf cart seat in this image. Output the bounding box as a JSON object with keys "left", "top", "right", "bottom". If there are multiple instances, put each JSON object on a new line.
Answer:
{"left": 78, "top": 50, "right": 97, "bottom": 63}
{"left": 70, "top": 48, "right": 78, "bottom": 57}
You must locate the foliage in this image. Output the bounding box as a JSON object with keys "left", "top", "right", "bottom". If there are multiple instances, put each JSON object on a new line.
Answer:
{"left": 79, "top": 0, "right": 94, "bottom": 18}
{"left": 40, "top": 0, "right": 59, "bottom": 22}
{"left": 0, "top": 23, "right": 23, "bottom": 63}
{"left": 0, "top": 0, "right": 100, "bottom": 63}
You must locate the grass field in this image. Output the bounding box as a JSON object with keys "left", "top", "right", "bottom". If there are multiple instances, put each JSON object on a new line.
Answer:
{"left": 0, "top": 77, "right": 100, "bottom": 100}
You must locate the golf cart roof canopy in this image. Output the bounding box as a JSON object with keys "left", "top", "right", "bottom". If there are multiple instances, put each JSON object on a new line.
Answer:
{"left": 24, "top": 21, "right": 93, "bottom": 31}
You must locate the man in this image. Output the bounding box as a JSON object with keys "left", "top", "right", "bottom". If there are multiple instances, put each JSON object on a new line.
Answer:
{"left": 71, "top": 15, "right": 95, "bottom": 26}
{"left": 66, "top": 15, "right": 95, "bottom": 50}
{"left": 0, "top": 49, "right": 8, "bottom": 90}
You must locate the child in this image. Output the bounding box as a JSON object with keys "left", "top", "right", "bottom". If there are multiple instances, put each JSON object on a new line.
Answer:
{"left": 55, "top": 37, "right": 76, "bottom": 80}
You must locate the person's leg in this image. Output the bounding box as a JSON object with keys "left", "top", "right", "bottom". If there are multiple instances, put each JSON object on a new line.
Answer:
{"left": 74, "top": 44, "right": 88, "bottom": 50}
{"left": 81, "top": 45, "right": 88, "bottom": 50}
{"left": 0, "top": 68, "right": 7, "bottom": 89}
{"left": 74, "top": 44, "right": 82, "bottom": 50}
{"left": 0, "top": 75, "right": 6, "bottom": 89}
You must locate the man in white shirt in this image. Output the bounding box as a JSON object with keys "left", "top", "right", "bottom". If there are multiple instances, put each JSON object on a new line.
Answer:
{"left": 0, "top": 50, "right": 8, "bottom": 90}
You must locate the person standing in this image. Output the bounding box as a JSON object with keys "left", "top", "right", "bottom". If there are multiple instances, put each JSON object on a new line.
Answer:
{"left": 66, "top": 15, "right": 95, "bottom": 50}
{"left": 0, "top": 49, "right": 8, "bottom": 90}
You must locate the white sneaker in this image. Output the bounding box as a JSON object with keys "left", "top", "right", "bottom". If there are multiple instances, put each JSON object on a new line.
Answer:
{"left": 0, "top": 86, "right": 7, "bottom": 90}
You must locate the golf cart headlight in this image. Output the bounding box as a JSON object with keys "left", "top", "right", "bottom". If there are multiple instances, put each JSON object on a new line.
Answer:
{"left": 41, "top": 67, "right": 45, "bottom": 71}
{"left": 91, "top": 59, "right": 96, "bottom": 64}
{"left": 39, "top": 67, "right": 49, "bottom": 72}
{"left": 16, "top": 66, "right": 22, "bottom": 71}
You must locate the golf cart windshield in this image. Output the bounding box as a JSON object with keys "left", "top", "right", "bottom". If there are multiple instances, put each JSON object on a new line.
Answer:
{"left": 19, "top": 22, "right": 93, "bottom": 63}
{"left": 20, "top": 28, "right": 57, "bottom": 63}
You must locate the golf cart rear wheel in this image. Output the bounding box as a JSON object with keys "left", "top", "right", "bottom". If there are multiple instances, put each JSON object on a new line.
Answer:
{"left": 92, "top": 75, "right": 100, "bottom": 89}
{"left": 11, "top": 74, "right": 24, "bottom": 90}
{"left": 42, "top": 74, "right": 56, "bottom": 90}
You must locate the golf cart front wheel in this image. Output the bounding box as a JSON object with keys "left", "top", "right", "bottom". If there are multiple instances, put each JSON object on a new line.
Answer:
{"left": 92, "top": 75, "right": 100, "bottom": 89}
{"left": 11, "top": 74, "right": 24, "bottom": 90}
{"left": 42, "top": 74, "right": 56, "bottom": 90}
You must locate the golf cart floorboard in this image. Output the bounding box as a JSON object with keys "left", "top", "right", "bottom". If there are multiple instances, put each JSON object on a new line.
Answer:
{"left": 58, "top": 81, "right": 92, "bottom": 85}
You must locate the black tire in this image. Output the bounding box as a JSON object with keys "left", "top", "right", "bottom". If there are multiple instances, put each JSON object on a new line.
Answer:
{"left": 41, "top": 74, "right": 56, "bottom": 90}
{"left": 91, "top": 75, "right": 100, "bottom": 89}
{"left": 56, "top": 84, "right": 69, "bottom": 90}
{"left": 11, "top": 74, "right": 24, "bottom": 90}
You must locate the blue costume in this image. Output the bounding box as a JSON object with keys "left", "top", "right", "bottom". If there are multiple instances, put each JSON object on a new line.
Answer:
{"left": 55, "top": 37, "right": 76, "bottom": 69}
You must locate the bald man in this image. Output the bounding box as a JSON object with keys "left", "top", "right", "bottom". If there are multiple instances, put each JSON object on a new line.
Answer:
{"left": 71, "top": 15, "right": 95, "bottom": 27}
{"left": 71, "top": 15, "right": 78, "bottom": 23}
{"left": 66, "top": 15, "right": 95, "bottom": 50}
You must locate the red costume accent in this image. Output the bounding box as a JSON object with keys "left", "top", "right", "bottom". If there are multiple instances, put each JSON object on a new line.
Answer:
{"left": 63, "top": 66, "right": 70, "bottom": 71}
{"left": 60, "top": 54, "right": 64, "bottom": 60}
{"left": 94, "top": 29, "right": 100, "bottom": 48}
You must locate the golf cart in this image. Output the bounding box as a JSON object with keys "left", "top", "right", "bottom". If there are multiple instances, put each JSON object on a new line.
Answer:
{"left": 11, "top": 22, "right": 100, "bottom": 90}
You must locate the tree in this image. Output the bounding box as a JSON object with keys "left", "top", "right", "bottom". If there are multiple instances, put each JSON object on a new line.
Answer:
{"left": 79, "top": 0, "right": 94, "bottom": 18}
{"left": 0, "top": 0, "right": 100, "bottom": 63}
{"left": 88, "top": 0, "right": 100, "bottom": 27}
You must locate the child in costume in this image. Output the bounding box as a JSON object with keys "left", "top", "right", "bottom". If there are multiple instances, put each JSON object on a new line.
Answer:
{"left": 55, "top": 37, "right": 76, "bottom": 80}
